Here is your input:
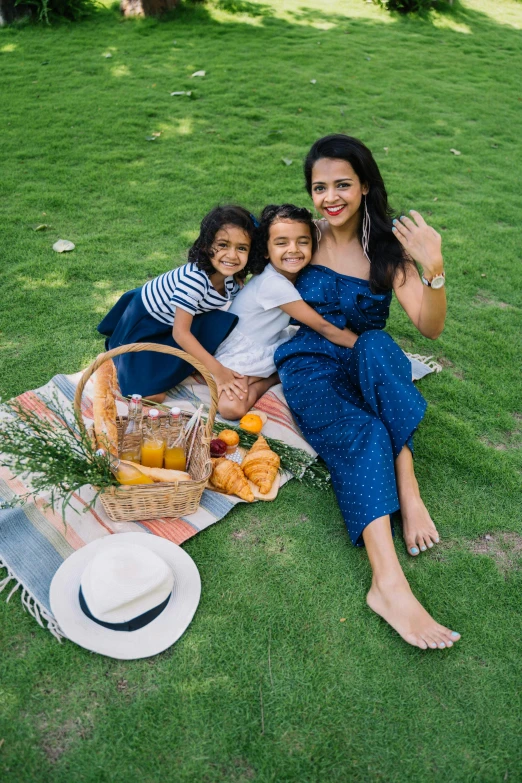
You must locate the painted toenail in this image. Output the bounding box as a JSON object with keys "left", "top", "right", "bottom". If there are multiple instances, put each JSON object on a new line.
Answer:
{"left": 451, "top": 631, "right": 460, "bottom": 638}
{"left": 411, "top": 547, "right": 419, "bottom": 554}
{"left": 420, "top": 546, "right": 427, "bottom": 551}
{"left": 439, "top": 643, "right": 446, "bottom": 648}
{"left": 428, "top": 542, "right": 433, "bottom": 548}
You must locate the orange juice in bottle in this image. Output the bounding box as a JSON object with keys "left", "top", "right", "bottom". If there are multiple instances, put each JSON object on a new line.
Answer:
{"left": 141, "top": 408, "right": 165, "bottom": 468}
{"left": 164, "top": 407, "right": 186, "bottom": 471}
{"left": 96, "top": 449, "right": 154, "bottom": 485}
{"left": 115, "top": 461, "right": 154, "bottom": 485}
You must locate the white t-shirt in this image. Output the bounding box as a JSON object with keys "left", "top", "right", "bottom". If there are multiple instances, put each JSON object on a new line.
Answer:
{"left": 228, "top": 263, "right": 302, "bottom": 346}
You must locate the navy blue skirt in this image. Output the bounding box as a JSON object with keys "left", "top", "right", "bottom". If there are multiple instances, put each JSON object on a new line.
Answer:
{"left": 97, "top": 288, "right": 238, "bottom": 397}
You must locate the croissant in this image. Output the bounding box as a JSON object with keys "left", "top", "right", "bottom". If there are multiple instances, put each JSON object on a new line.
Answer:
{"left": 93, "top": 358, "right": 120, "bottom": 456}
{"left": 210, "top": 458, "right": 254, "bottom": 502}
{"left": 241, "top": 435, "right": 280, "bottom": 495}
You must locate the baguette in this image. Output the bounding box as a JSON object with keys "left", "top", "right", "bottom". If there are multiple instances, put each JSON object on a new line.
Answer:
{"left": 93, "top": 358, "right": 120, "bottom": 456}
{"left": 120, "top": 460, "right": 191, "bottom": 483}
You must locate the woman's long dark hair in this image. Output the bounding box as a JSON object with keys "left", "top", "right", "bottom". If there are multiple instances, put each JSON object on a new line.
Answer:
{"left": 249, "top": 203, "right": 318, "bottom": 275}
{"left": 187, "top": 205, "right": 256, "bottom": 280}
{"left": 304, "top": 134, "right": 408, "bottom": 292}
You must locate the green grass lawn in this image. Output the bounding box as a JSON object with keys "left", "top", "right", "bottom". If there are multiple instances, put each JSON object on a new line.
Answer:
{"left": 1, "top": 0, "right": 522, "bottom": 780}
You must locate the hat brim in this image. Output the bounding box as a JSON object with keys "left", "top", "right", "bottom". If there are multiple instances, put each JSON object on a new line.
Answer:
{"left": 50, "top": 532, "right": 201, "bottom": 660}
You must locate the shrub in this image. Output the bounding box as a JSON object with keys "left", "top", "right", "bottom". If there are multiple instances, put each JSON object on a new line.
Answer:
{"left": 14, "top": 0, "right": 99, "bottom": 23}
{"left": 372, "top": 0, "right": 442, "bottom": 13}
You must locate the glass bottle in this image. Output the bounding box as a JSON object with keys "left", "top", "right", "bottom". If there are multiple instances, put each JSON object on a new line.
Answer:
{"left": 120, "top": 394, "right": 143, "bottom": 463}
{"left": 95, "top": 448, "right": 154, "bottom": 486}
{"left": 164, "top": 407, "right": 187, "bottom": 471}
{"left": 141, "top": 408, "right": 165, "bottom": 468}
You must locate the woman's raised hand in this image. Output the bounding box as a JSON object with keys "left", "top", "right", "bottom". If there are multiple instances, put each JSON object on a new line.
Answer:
{"left": 392, "top": 210, "right": 444, "bottom": 279}
{"left": 214, "top": 365, "right": 248, "bottom": 402}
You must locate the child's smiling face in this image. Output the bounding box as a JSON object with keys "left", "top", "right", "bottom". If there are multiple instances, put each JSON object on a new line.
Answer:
{"left": 267, "top": 220, "right": 313, "bottom": 281}
{"left": 209, "top": 225, "right": 251, "bottom": 278}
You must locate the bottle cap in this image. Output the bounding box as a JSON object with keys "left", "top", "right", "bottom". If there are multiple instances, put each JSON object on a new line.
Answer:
{"left": 170, "top": 407, "right": 181, "bottom": 417}
{"left": 131, "top": 394, "right": 143, "bottom": 401}
{"left": 148, "top": 408, "right": 160, "bottom": 419}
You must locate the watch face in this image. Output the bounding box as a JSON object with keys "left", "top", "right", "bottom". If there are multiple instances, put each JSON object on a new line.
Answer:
{"left": 431, "top": 275, "right": 445, "bottom": 289}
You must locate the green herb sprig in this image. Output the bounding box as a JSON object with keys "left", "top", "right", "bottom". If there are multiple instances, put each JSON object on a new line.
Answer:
{"left": 212, "top": 421, "right": 330, "bottom": 490}
{"left": 0, "top": 394, "right": 118, "bottom": 516}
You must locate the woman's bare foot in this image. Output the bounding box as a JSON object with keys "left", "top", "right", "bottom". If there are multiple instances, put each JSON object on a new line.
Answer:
{"left": 367, "top": 577, "right": 461, "bottom": 650}
{"left": 395, "top": 446, "right": 439, "bottom": 556}
{"left": 401, "top": 496, "right": 439, "bottom": 556}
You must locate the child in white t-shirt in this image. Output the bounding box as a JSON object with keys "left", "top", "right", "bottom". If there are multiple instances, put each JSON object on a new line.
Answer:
{"left": 215, "top": 204, "right": 358, "bottom": 419}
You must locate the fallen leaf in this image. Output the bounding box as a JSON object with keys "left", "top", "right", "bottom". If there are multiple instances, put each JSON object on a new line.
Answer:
{"left": 103, "top": 52, "right": 112, "bottom": 59}
{"left": 191, "top": 70, "right": 206, "bottom": 78}
{"left": 433, "top": 197, "right": 438, "bottom": 202}
{"left": 481, "top": 273, "right": 486, "bottom": 278}
{"left": 52, "top": 239, "right": 75, "bottom": 253}
{"left": 170, "top": 91, "right": 192, "bottom": 97}
{"left": 145, "top": 136, "right": 157, "bottom": 141}
{"left": 151, "top": 132, "right": 161, "bottom": 137}
{"left": 281, "top": 158, "right": 293, "bottom": 166}
{"left": 310, "top": 79, "right": 317, "bottom": 84}
{"left": 33, "top": 224, "right": 52, "bottom": 231}
{"left": 340, "top": 618, "right": 346, "bottom": 623}
{"left": 383, "top": 147, "right": 389, "bottom": 154}
{"left": 450, "top": 148, "right": 461, "bottom": 155}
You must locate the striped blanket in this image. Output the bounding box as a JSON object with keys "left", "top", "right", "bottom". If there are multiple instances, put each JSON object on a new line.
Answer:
{"left": 0, "top": 353, "right": 440, "bottom": 640}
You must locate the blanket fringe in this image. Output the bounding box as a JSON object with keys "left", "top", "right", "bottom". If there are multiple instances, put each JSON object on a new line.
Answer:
{"left": 405, "top": 352, "right": 443, "bottom": 374}
{"left": 0, "top": 557, "right": 65, "bottom": 642}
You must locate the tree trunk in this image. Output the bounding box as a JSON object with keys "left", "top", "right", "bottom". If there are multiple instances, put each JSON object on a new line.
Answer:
{"left": 120, "top": 0, "right": 178, "bottom": 17}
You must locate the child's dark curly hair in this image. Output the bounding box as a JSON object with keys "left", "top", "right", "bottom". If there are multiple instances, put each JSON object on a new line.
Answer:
{"left": 249, "top": 204, "right": 318, "bottom": 276}
{"left": 187, "top": 205, "right": 256, "bottom": 280}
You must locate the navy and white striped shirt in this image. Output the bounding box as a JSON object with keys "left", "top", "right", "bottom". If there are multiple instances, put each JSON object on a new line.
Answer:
{"left": 141, "top": 263, "right": 240, "bottom": 326}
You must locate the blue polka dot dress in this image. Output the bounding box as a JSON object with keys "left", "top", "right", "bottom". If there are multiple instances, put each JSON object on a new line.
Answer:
{"left": 274, "top": 265, "right": 427, "bottom": 546}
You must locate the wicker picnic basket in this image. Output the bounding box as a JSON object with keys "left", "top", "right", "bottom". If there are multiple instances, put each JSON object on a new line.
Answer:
{"left": 74, "top": 343, "right": 217, "bottom": 522}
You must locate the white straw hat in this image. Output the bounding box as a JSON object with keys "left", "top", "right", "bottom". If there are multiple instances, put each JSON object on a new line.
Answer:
{"left": 49, "top": 532, "right": 201, "bottom": 660}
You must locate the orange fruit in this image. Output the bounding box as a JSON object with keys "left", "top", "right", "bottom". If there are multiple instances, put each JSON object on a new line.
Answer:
{"left": 239, "top": 413, "right": 263, "bottom": 434}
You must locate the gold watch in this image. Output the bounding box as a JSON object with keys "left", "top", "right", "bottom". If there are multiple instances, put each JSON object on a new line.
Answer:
{"left": 421, "top": 271, "right": 445, "bottom": 289}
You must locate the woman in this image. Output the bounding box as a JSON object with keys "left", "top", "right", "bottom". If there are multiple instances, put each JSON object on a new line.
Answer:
{"left": 274, "top": 134, "right": 460, "bottom": 651}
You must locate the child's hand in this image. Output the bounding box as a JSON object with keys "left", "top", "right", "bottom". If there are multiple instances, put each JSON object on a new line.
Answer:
{"left": 343, "top": 329, "right": 358, "bottom": 348}
{"left": 214, "top": 366, "right": 247, "bottom": 402}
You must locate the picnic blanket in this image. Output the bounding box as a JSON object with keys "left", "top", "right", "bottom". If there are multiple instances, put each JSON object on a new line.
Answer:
{"left": 0, "top": 352, "right": 441, "bottom": 641}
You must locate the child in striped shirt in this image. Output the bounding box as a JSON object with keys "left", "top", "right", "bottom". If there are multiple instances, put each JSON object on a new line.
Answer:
{"left": 97, "top": 205, "right": 255, "bottom": 401}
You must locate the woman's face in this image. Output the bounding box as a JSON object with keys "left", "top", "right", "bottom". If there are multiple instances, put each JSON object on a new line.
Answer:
{"left": 310, "top": 158, "right": 368, "bottom": 228}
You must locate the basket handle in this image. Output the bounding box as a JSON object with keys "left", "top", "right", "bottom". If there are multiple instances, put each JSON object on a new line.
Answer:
{"left": 73, "top": 343, "right": 218, "bottom": 440}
